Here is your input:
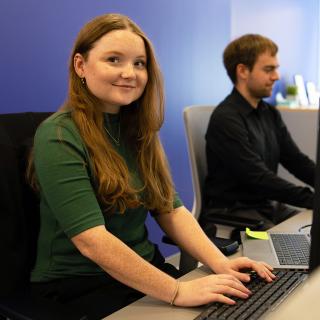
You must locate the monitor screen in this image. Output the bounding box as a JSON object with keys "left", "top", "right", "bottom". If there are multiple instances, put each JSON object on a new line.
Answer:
{"left": 309, "top": 102, "right": 320, "bottom": 272}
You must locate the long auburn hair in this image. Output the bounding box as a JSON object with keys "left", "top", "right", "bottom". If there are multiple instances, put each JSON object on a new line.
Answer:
{"left": 28, "top": 13, "right": 175, "bottom": 214}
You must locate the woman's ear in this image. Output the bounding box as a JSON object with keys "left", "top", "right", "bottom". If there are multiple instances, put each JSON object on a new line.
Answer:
{"left": 74, "top": 53, "right": 85, "bottom": 78}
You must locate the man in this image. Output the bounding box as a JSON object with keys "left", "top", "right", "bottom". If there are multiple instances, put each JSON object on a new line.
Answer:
{"left": 201, "top": 34, "right": 315, "bottom": 233}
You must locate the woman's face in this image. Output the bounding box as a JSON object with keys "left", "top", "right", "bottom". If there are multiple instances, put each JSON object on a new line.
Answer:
{"left": 74, "top": 29, "right": 148, "bottom": 113}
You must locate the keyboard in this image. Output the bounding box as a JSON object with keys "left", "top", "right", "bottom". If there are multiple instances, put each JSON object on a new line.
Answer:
{"left": 194, "top": 270, "right": 307, "bottom": 320}
{"left": 271, "top": 234, "right": 310, "bottom": 265}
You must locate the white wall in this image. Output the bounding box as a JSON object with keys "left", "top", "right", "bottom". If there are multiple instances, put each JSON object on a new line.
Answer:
{"left": 231, "top": 0, "right": 319, "bottom": 94}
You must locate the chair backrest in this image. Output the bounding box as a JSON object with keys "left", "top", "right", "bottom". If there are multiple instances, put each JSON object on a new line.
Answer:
{"left": 183, "top": 105, "right": 214, "bottom": 220}
{"left": 0, "top": 112, "right": 51, "bottom": 295}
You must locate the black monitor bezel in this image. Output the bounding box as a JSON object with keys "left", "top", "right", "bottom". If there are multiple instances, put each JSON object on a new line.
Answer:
{"left": 309, "top": 105, "right": 320, "bottom": 272}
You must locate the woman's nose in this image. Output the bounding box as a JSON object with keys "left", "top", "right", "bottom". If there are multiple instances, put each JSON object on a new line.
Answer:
{"left": 121, "top": 64, "right": 136, "bottom": 79}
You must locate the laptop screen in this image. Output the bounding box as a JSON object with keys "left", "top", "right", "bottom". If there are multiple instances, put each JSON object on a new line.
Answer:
{"left": 309, "top": 101, "right": 320, "bottom": 272}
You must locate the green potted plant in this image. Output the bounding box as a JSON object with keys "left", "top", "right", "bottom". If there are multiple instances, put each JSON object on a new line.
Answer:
{"left": 286, "top": 85, "right": 299, "bottom": 107}
{"left": 286, "top": 85, "right": 298, "bottom": 97}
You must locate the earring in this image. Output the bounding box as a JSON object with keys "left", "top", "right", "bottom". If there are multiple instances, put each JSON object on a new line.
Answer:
{"left": 80, "top": 77, "right": 86, "bottom": 85}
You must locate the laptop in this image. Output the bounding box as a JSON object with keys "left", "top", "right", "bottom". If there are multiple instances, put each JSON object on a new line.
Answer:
{"left": 240, "top": 231, "right": 310, "bottom": 269}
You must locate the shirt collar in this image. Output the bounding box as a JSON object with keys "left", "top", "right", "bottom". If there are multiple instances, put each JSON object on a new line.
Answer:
{"left": 230, "top": 87, "right": 268, "bottom": 116}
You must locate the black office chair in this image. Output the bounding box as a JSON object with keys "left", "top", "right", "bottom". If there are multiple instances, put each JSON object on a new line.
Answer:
{"left": 0, "top": 112, "right": 85, "bottom": 320}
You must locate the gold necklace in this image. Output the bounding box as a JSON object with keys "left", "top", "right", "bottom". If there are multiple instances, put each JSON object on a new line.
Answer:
{"left": 104, "top": 123, "right": 120, "bottom": 146}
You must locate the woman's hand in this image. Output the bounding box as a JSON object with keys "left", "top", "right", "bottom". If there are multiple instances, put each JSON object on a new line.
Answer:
{"left": 174, "top": 274, "right": 251, "bottom": 307}
{"left": 212, "top": 257, "right": 276, "bottom": 283}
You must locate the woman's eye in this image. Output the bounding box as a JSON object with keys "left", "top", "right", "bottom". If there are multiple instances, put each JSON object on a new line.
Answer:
{"left": 107, "top": 57, "right": 120, "bottom": 63}
{"left": 135, "top": 60, "right": 146, "bottom": 68}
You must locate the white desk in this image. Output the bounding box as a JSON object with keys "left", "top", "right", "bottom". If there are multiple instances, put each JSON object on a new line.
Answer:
{"left": 104, "top": 211, "right": 312, "bottom": 320}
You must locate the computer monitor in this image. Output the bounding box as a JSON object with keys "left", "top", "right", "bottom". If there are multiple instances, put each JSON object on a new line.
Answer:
{"left": 310, "top": 102, "right": 320, "bottom": 272}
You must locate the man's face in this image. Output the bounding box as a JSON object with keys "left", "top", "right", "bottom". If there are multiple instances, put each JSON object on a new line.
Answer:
{"left": 245, "top": 52, "right": 280, "bottom": 99}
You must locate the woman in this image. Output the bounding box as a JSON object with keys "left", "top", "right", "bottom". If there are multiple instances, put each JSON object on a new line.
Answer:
{"left": 28, "top": 13, "right": 275, "bottom": 319}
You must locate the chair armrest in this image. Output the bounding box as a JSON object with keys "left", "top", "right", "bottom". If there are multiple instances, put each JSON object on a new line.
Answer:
{"left": 208, "top": 213, "right": 264, "bottom": 229}
{"left": 161, "top": 235, "right": 239, "bottom": 256}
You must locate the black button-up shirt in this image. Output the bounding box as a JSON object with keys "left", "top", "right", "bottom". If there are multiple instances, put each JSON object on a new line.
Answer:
{"left": 204, "top": 88, "right": 315, "bottom": 209}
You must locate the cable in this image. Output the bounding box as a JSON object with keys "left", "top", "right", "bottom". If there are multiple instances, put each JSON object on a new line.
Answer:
{"left": 298, "top": 224, "right": 312, "bottom": 233}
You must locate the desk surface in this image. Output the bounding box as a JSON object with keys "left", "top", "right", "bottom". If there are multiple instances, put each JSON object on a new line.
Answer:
{"left": 277, "top": 106, "right": 318, "bottom": 111}
{"left": 104, "top": 211, "right": 312, "bottom": 320}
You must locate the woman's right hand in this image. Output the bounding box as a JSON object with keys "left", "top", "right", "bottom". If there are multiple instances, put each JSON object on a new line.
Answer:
{"left": 173, "top": 274, "right": 251, "bottom": 307}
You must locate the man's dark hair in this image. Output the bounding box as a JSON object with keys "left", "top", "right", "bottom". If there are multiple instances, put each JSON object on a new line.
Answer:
{"left": 223, "top": 34, "right": 278, "bottom": 84}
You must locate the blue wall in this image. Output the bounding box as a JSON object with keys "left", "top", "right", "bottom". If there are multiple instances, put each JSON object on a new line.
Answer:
{"left": 1, "top": 0, "right": 319, "bottom": 257}
{"left": 0, "top": 0, "right": 231, "bottom": 256}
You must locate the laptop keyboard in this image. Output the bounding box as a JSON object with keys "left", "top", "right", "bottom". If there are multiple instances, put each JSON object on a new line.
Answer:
{"left": 270, "top": 233, "right": 310, "bottom": 265}
{"left": 194, "top": 270, "right": 307, "bottom": 320}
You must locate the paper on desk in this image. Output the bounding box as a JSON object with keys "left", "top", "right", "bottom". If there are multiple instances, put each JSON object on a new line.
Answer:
{"left": 245, "top": 227, "right": 269, "bottom": 240}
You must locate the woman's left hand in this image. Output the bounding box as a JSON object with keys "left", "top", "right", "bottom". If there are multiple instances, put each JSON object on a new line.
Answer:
{"left": 212, "top": 257, "right": 276, "bottom": 283}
